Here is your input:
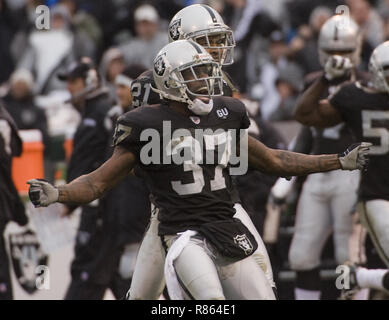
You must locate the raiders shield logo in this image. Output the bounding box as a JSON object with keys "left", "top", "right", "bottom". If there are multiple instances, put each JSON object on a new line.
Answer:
{"left": 154, "top": 55, "right": 166, "bottom": 76}
{"left": 169, "top": 19, "right": 181, "bottom": 41}
{"left": 9, "top": 229, "right": 48, "bottom": 294}
{"left": 233, "top": 234, "right": 254, "bottom": 256}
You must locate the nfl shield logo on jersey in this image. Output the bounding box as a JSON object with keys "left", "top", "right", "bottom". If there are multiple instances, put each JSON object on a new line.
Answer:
{"left": 233, "top": 234, "right": 254, "bottom": 256}
{"left": 189, "top": 116, "right": 200, "bottom": 124}
{"left": 169, "top": 19, "right": 181, "bottom": 41}
{"left": 9, "top": 229, "right": 48, "bottom": 294}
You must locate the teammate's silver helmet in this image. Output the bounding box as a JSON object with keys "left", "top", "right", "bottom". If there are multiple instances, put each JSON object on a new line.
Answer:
{"left": 168, "top": 4, "right": 235, "bottom": 65}
{"left": 318, "top": 14, "right": 361, "bottom": 67}
{"left": 153, "top": 40, "right": 223, "bottom": 105}
{"left": 369, "top": 41, "right": 389, "bottom": 94}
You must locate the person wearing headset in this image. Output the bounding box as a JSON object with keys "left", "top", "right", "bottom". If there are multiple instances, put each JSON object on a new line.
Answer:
{"left": 57, "top": 58, "right": 120, "bottom": 299}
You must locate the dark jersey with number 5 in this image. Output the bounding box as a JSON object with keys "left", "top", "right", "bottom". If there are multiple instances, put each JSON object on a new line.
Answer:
{"left": 329, "top": 82, "right": 389, "bottom": 201}
{"left": 113, "top": 96, "right": 250, "bottom": 235}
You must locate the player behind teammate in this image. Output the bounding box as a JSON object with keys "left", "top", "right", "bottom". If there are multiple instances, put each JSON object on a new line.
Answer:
{"left": 127, "top": 4, "right": 276, "bottom": 300}
{"left": 294, "top": 41, "right": 389, "bottom": 297}
{"left": 28, "top": 40, "right": 370, "bottom": 300}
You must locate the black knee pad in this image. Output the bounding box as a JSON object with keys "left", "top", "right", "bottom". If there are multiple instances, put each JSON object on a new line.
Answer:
{"left": 296, "top": 268, "right": 321, "bottom": 291}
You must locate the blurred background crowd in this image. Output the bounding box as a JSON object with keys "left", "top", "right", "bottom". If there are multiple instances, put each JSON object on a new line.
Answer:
{"left": 1, "top": 0, "right": 389, "bottom": 300}
{"left": 2, "top": 0, "right": 389, "bottom": 117}
{"left": 2, "top": 0, "right": 389, "bottom": 161}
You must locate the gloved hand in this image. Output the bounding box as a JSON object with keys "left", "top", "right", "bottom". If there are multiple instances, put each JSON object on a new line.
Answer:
{"left": 338, "top": 142, "right": 372, "bottom": 170}
{"left": 324, "top": 55, "right": 353, "bottom": 81}
{"left": 27, "top": 179, "right": 59, "bottom": 207}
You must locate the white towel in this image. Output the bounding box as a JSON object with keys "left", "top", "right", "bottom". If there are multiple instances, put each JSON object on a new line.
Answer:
{"left": 164, "top": 230, "right": 197, "bottom": 300}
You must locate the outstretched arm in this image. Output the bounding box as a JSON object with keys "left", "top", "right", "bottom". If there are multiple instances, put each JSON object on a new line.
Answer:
{"left": 248, "top": 135, "right": 370, "bottom": 176}
{"left": 28, "top": 146, "right": 136, "bottom": 207}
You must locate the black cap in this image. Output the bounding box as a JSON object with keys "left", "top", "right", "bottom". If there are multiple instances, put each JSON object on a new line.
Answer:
{"left": 57, "top": 60, "right": 92, "bottom": 81}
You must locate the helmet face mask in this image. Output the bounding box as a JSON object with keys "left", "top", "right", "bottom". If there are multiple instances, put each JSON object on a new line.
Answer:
{"left": 190, "top": 29, "right": 235, "bottom": 65}
{"left": 169, "top": 60, "right": 223, "bottom": 99}
{"left": 177, "top": 62, "right": 222, "bottom": 97}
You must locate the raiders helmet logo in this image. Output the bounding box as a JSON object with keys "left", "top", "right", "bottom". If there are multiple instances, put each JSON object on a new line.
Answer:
{"left": 9, "top": 229, "right": 48, "bottom": 294}
{"left": 233, "top": 234, "right": 254, "bottom": 255}
{"left": 169, "top": 19, "right": 181, "bottom": 41}
{"left": 154, "top": 55, "right": 166, "bottom": 76}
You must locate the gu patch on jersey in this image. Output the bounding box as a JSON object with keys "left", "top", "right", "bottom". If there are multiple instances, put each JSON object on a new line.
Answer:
{"left": 216, "top": 107, "right": 229, "bottom": 119}
{"left": 233, "top": 233, "right": 254, "bottom": 256}
{"left": 8, "top": 229, "right": 48, "bottom": 294}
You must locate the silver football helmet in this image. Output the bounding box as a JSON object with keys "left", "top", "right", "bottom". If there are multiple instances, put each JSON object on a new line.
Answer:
{"left": 153, "top": 40, "right": 223, "bottom": 107}
{"left": 168, "top": 4, "right": 235, "bottom": 65}
{"left": 318, "top": 14, "right": 361, "bottom": 67}
{"left": 369, "top": 41, "right": 389, "bottom": 93}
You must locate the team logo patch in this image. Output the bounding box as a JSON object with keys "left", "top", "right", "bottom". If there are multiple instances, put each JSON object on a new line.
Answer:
{"left": 169, "top": 19, "right": 181, "bottom": 41}
{"left": 154, "top": 54, "right": 166, "bottom": 76}
{"left": 233, "top": 234, "right": 254, "bottom": 256}
{"left": 189, "top": 116, "right": 201, "bottom": 124}
{"left": 216, "top": 107, "right": 229, "bottom": 119}
{"left": 9, "top": 229, "right": 48, "bottom": 294}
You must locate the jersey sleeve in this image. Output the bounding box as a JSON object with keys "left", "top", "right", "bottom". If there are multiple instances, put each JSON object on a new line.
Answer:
{"left": 131, "top": 71, "right": 161, "bottom": 107}
{"left": 238, "top": 101, "right": 251, "bottom": 130}
{"left": 328, "top": 83, "right": 355, "bottom": 122}
{"left": 112, "top": 113, "right": 143, "bottom": 157}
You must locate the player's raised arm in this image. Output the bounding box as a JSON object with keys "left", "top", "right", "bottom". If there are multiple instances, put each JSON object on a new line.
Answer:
{"left": 294, "top": 56, "right": 348, "bottom": 127}
{"left": 27, "top": 146, "right": 136, "bottom": 207}
{"left": 247, "top": 135, "right": 371, "bottom": 176}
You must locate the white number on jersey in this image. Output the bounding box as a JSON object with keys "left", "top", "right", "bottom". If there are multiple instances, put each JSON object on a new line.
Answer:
{"left": 362, "top": 110, "right": 389, "bottom": 155}
{"left": 168, "top": 132, "right": 231, "bottom": 195}
{"left": 131, "top": 82, "right": 152, "bottom": 107}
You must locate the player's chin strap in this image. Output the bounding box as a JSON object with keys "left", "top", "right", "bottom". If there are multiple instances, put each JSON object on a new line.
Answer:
{"left": 151, "top": 86, "right": 214, "bottom": 116}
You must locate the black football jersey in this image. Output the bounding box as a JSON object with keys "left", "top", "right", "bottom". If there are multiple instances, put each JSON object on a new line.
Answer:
{"left": 131, "top": 70, "right": 235, "bottom": 108}
{"left": 302, "top": 71, "right": 368, "bottom": 155}
{"left": 329, "top": 82, "right": 389, "bottom": 201}
{"left": 113, "top": 96, "right": 250, "bottom": 235}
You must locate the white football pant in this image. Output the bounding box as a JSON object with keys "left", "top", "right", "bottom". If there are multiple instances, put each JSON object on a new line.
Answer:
{"left": 289, "top": 169, "right": 360, "bottom": 270}
{"left": 128, "top": 203, "right": 275, "bottom": 299}
{"left": 163, "top": 233, "right": 275, "bottom": 300}
{"left": 358, "top": 200, "right": 389, "bottom": 267}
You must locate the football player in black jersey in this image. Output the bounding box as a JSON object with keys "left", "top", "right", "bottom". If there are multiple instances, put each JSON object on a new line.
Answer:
{"left": 271, "top": 15, "right": 366, "bottom": 300}
{"left": 28, "top": 40, "right": 369, "bottom": 300}
{"left": 295, "top": 41, "right": 389, "bottom": 297}
{"left": 128, "top": 4, "right": 276, "bottom": 300}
